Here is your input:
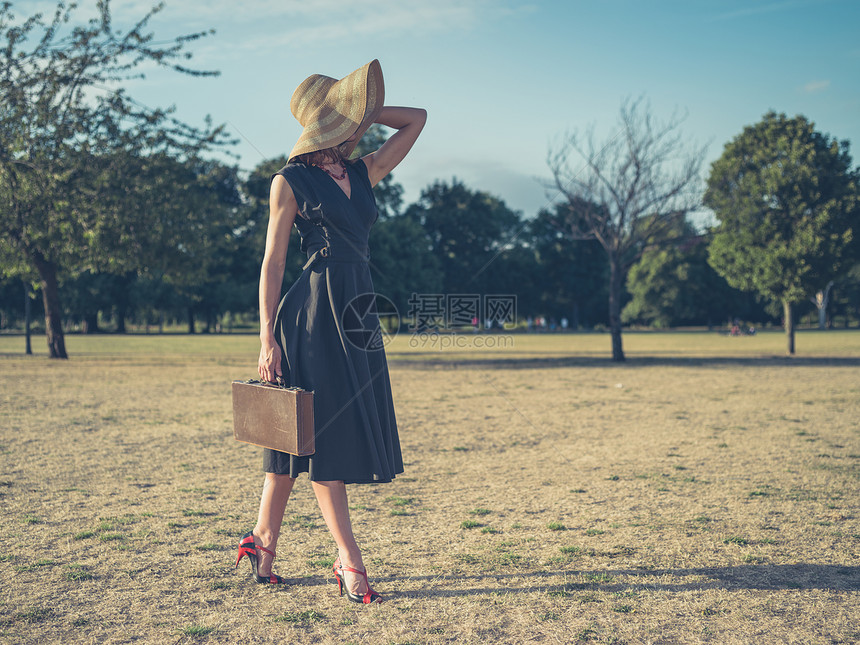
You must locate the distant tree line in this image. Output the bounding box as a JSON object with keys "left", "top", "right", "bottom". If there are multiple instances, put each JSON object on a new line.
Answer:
{"left": 4, "top": 136, "right": 856, "bottom": 336}
{"left": 1, "top": 2, "right": 859, "bottom": 360}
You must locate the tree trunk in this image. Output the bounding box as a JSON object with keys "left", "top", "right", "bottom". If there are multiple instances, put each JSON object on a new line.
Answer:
{"left": 83, "top": 312, "right": 100, "bottom": 334}
{"left": 187, "top": 307, "right": 195, "bottom": 334}
{"left": 812, "top": 281, "right": 833, "bottom": 330}
{"left": 608, "top": 256, "right": 625, "bottom": 362}
{"left": 116, "top": 306, "right": 127, "bottom": 333}
{"left": 30, "top": 251, "right": 68, "bottom": 359}
{"left": 783, "top": 300, "right": 795, "bottom": 355}
{"left": 24, "top": 280, "right": 32, "bottom": 355}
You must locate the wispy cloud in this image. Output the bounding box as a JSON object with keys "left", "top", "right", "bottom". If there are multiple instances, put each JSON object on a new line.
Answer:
{"left": 226, "top": 0, "right": 490, "bottom": 50}
{"left": 8, "top": 0, "right": 497, "bottom": 45}
{"left": 802, "top": 79, "right": 831, "bottom": 93}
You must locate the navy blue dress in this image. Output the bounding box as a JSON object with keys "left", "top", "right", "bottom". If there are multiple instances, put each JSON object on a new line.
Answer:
{"left": 263, "top": 159, "right": 403, "bottom": 484}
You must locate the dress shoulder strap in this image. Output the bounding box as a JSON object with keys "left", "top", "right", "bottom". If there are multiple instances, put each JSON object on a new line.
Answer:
{"left": 272, "top": 162, "right": 322, "bottom": 221}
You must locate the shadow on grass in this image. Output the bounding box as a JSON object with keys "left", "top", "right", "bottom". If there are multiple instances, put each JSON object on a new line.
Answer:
{"left": 388, "top": 355, "right": 860, "bottom": 370}
{"left": 368, "top": 564, "right": 860, "bottom": 598}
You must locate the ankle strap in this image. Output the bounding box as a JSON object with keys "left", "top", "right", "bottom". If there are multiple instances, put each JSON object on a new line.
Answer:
{"left": 337, "top": 563, "right": 367, "bottom": 577}
{"left": 256, "top": 544, "right": 276, "bottom": 558}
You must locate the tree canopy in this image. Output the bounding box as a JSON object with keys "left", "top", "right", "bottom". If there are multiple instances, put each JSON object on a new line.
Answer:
{"left": 705, "top": 111, "right": 859, "bottom": 353}
{"left": 0, "top": 0, "right": 229, "bottom": 357}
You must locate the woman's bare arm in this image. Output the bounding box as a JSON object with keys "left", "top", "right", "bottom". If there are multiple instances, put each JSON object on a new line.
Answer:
{"left": 258, "top": 174, "right": 298, "bottom": 382}
{"left": 362, "top": 106, "right": 427, "bottom": 187}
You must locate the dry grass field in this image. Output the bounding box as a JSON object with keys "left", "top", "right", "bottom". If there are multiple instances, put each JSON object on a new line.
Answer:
{"left": 0, "top": 330, "right": 858, "bottom": 644}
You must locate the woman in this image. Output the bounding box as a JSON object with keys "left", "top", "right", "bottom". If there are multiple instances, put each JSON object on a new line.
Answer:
{"left": 235, "top": 59, "right": 426, "bottom": 604}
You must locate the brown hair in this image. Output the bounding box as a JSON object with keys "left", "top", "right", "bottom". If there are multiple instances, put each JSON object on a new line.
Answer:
{"left": 297, "top": 142, "right": 352, "bottom": 166}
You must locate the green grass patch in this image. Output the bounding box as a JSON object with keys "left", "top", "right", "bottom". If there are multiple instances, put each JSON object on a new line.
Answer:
{"left": 65, "top": 564, "right": 94, "bottom": 581}
{"left": 470, "top": 508, "right": 492, "bottom": 516}
{"left": 16, "top": 607, "right": 53, "bottom": 623}
{"left": 308, "top": 556, "right": 336, "bottom": 568}
{"left": 182, "top": 509, "right": 211, "bottom": 517}
{"left": 494, "top": 552, "right": 523, "bottom": 566}
{"left": 21, "top": 515, "right": 42, "bottom": 524}
{"left": 547, "top": 522, "right": 566, "bottom": 531}
{"left": 14, "top": 559, "right": 58, "bottom": 573}
{"left": 385, "top": 496, "right": 414, "bottom": 506}
{"left": 548, "top": 587, "right": 575, "bottom": 598}
{"left": 460, "top": 520, "right": 482, "bottom": 529}
{"left": 195, "top": 543, "right": 221, "bottom": 551}
{"left": 74, "top": 530, "right": 97, "bottom": 540}
{"left": 481, "top": 526, "right": 499, "bottom": 534}
{"left": 288, "top": 514, "right": 317, "bottom": 529}
{"left": 583, "top": 572, "right": 615, "bottom": 584}
{"left": 177, "top": 625, "right": 214, "bottom": 636}
{"left": 585, "top": 528, "right": 605, "bottom": 536}
{"left": 99, "top": 533, "right": 125, "bottom": 542}
{"left": 723, "top": 535, "right": 750, "bottom": 546}
{"left": 274, "top": 610, "right": 325, "bottom": 624}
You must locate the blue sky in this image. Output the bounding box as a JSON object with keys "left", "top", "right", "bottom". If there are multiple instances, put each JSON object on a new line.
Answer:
{"left": 22, "top": 0, "right": 860, "bottom": 219}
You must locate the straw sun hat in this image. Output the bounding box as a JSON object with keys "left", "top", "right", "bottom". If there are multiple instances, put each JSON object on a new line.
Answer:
{"left": 288, "top": 59, "right": 385, "bottom": 162}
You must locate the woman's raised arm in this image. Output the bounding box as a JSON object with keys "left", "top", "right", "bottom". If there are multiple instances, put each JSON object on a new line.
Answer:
{"left": 362, "top": 106, "right": 427, "bottom": 187}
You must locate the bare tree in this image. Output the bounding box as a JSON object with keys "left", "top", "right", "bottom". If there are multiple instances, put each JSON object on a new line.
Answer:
{"left": 548, "top": 97, "right": 707, "bottom": 361}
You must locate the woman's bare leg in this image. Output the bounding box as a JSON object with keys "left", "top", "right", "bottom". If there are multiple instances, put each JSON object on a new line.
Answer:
{"left": 253, "top": 473, "right": 295, "bottom": 576}
{"left": 311, "top": 480, "right": 370, "bottom": 595}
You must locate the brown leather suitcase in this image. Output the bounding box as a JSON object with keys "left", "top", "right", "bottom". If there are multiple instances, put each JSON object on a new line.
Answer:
{"left": 231, "top": 380, "right": 315, "bottom": 456}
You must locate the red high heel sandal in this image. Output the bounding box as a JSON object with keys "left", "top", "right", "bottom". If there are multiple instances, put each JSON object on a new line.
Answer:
{"left": 235, "top": 531, "right": 286, "bottom": 585}
{"left": 333, "top": 557, "right": 383, "bottom": 604}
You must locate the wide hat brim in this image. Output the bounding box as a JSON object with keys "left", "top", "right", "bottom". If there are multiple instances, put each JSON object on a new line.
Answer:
{"left": 288, "top": 59, "right": 384, "bottom": 162}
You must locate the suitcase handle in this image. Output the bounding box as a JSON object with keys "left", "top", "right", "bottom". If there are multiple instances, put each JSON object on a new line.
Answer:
{"left": 235, "top": 377, "right": 307, "bottom": 392}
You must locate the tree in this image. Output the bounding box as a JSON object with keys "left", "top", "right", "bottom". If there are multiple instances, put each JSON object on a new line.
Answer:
{"left": 369, "top": 213, "right": 442, "bottom": 322}
{"left": 406, "top": 179, "right": 521, "bottom": 296}
{"left": 705, "top": 112, "right": 859, "bottom": 354}
{"left": 548, "top": 98, "right": 706, "bottom": 360}
{"left": 529, "top": 205, "right": 607, "bottom": 328}
{"left": 0, "top": 1, "right": 227, "bottom": 357}
{"left": 621, "top": 223, "right": 746, "bottom": 329}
